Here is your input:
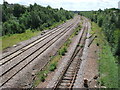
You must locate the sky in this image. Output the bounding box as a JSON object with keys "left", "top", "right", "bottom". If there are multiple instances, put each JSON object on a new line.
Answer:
{"left": 0, "top": 0, "right": 120, "bottom": 11}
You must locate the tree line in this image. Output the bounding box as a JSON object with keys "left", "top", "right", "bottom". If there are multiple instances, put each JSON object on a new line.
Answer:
{"left": 2, "top": 1, "right": 74, "bottom": 36}
{"left": 79, "top": 8, "right": 120, "bottom": 57}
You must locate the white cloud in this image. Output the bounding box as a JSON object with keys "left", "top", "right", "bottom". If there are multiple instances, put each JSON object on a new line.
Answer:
{"left": 2, "top": 0, "right": 120, "bottom": 11}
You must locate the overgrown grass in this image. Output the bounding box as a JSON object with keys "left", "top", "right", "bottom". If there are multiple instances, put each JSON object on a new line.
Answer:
{"left": 33, "top": 55, "right": 61, "bottom": 86}
{"left": 1, "top": 29, "right": 40, "bottom": 51}
{"left": 33, "top": 23, "right": 82, "bottom": 87}
{"left": 92, "top": 22, "right": 118, "bottom": 88}
{"left": 1, "top": 21, "right": 64, "bottom": 51}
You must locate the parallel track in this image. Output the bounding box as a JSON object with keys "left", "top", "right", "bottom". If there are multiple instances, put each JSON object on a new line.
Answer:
{"left": 0, "top": 18, "right": 74, "bottom": 63}
{"left": 0, "top": 16, "right": 81, "bottom": 87}
{"left": 54, "top": 20, "right": 89, "bottom": 89}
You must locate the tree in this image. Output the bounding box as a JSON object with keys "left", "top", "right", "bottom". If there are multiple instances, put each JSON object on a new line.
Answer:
{"left": 13, "top": 4, "right": 26, "bottom": 17}
{"left": 97, "top": 16, "right": 103, "bottom": 27}
{"left": 2, "top": 1, "right": 74, "bottom": 35}
{"left": 30, "top": 11, "right": 42, "bottom": 29}
{"left": 3, "top": 19, "right": 25, "bottom": 35}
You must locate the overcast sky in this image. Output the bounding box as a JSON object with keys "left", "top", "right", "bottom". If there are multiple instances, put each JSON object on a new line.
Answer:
{"left": 1, "top": 0, "right": 120, "bottom": 11}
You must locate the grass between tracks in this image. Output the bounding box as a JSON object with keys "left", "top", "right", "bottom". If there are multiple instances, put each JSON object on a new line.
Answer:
{"left": 91, "top": 22, "right": 118, "bottom": 88}
{"left": 1, "top": 21, "right": 64, "bottom": 51}
{"left": 33, "top": 23, "right": 82, "bottom": 87}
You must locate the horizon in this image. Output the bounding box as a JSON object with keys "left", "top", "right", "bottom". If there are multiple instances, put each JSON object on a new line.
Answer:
{"left": 1, "top": 0, "right": 120, "bottom": 11}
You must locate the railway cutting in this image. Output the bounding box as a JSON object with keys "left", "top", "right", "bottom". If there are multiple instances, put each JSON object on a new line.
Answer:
{"left": 1, "top": 16, "right": 82, "bottom": 88}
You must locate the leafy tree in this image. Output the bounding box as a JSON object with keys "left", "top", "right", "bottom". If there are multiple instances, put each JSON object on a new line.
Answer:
{"left": 13, "top": 4, "right": 26, "bottom": 17}
{"left": 2, "top": 1, "right": 74, "bottom": 35}
{"left": 79, "top": 9, "right": 120, "bottom": 57}
{"left": 97, "top": 16, "right": 103, "bottom": 27}
{"left": 3, "top": 19, "right": 25, "bottom": 35}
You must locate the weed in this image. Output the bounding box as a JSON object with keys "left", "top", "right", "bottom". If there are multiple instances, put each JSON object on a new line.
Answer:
{"left": 49, "top": 63, "right": 57, "bottom": 71}
{"left": 92, "top": 22, "right": 118, "bottom": 88}
{"left": 40, "top": 75, "right": 45, "bottom": 82}
{"left": 80, "top": 45, "right": 84, "bottom": 48}
{"left": 58, "top": 46, "right": 67, "bottom": 56}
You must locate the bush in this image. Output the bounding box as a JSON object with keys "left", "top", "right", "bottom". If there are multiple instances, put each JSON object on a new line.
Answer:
{"left": 49, "top": 63, "right": 56, "bottom": 71}
{"left": 40, "top": 75, "right": 45, "bottom": 82}
{"left": 2, "top": 1, "right": 74, "bottom": 36}
{"left": 3, "top": 20, "right": 25, "bottom": 35}
{"left": 58, "top": 46, "right": 67, "bottom": 56}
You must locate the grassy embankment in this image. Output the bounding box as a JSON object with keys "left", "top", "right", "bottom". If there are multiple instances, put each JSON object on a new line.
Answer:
{"left": 33, "top": 23, "right": 82, "bottom": 87}
{"left": 1, "top": 21, "right": 64, "bottom": 51}
{"left": 91, "top": 22, "right": 118, "bottom": 88}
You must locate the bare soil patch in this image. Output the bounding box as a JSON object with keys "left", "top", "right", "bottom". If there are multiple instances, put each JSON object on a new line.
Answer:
{"left": 83, "top": 40, "right": 99, "bottom": 88}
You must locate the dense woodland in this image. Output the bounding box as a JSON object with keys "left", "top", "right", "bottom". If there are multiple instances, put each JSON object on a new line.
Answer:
{"left": 79, "top": 9, "right": 120, "bottom": 59}
{"left": 2, "top": 1, "right": 74, "bottom": 36}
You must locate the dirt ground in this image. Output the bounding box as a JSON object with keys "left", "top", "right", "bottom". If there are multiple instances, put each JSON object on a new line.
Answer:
{"left": 37, "top": 33, "right": 99, "bottom": 88}
{"left": 83, "top": 40, "right": 99, "bottom": 88}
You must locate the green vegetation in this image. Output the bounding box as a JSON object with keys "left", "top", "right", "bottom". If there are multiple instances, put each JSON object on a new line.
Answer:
{"left": 79, "top": 9, "right": 120, "bottom": 57}
{"left": 92, "top": 22, "right": 118, "bottom": 88}
{"left": 58, "top": 46, "right": 67, "bottom": 56}
{"left": 2, "top": 1, "right": 74, "bottom": 36}
{"left": 79, "top": 9, "right": 120, "bottom": 88}
{"left": 1, "top": 1, "right": 74, "bottom": 51}
{"left": 33, "top": 55, "right": 61, "bottom": 86}
{"left": 1, "top": 21, "right": 64, "bottom": 51}
{"left": 33, "top": 24, "right": 81, "bottom": 87}
{"left": 70, "top": 25, "right": 81, "bottom": 39}
{"left": 1, "top": 29, "right": 40, "bottom": 50}
{"left": 0, "top": 25, "right": 1, "bottom": 29}
{"left": 58, "top": 24, "right": 81, "bottom": 56}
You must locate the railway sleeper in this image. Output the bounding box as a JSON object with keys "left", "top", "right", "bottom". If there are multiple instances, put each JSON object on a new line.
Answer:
{"left": 63, "top": 76, "right": 73, "bottom": 80}
{"left": 68, "top": 66, "right": 76, "bottom": 69}
{"left": 58, "top": 85, "right": 69, "bottom": 88}
{"left": 61, "top": 80, "right": 71, "bottom": 83}
{"left": 66, "top": 70, "right": 74, "bottom": 73}
{"left": 67, "top": 67, "right": 74, "bottom": 69}
{"left": 67, "top": 67, "right": 75, "bottom": 70}
{"left": 64, "top": 74, "right": 74, "bottom": 77}
{"left": 65, "top": 71, "right": 74, "bottom": 73}
{"left": 60, "top": 82, "right": 71, "bottom": 86}
{"left": 65, "top": 71, "right": 75, "bottom": 74}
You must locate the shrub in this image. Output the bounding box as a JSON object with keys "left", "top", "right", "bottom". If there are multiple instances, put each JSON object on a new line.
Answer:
{"left": 49, "top": 63, "right": 56, "bottom": 71}
{"left": 40, "top": 75, "right": 45, "bottom": 82}
{"left": 58, "top": 46, "right": 67, "bottom": 56}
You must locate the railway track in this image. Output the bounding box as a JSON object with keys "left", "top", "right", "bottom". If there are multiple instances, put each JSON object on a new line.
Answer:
{"left": 0, "top": 19, "right": 75, "bottom": 65}
{"left": 53, "top": 20, "right": 89, "bottom": 89}
{"left": 0, "top": 16, "right": 81, "bottom": 88}
{"left": 1, "top": 17, "right": 75, "bottom": 61}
